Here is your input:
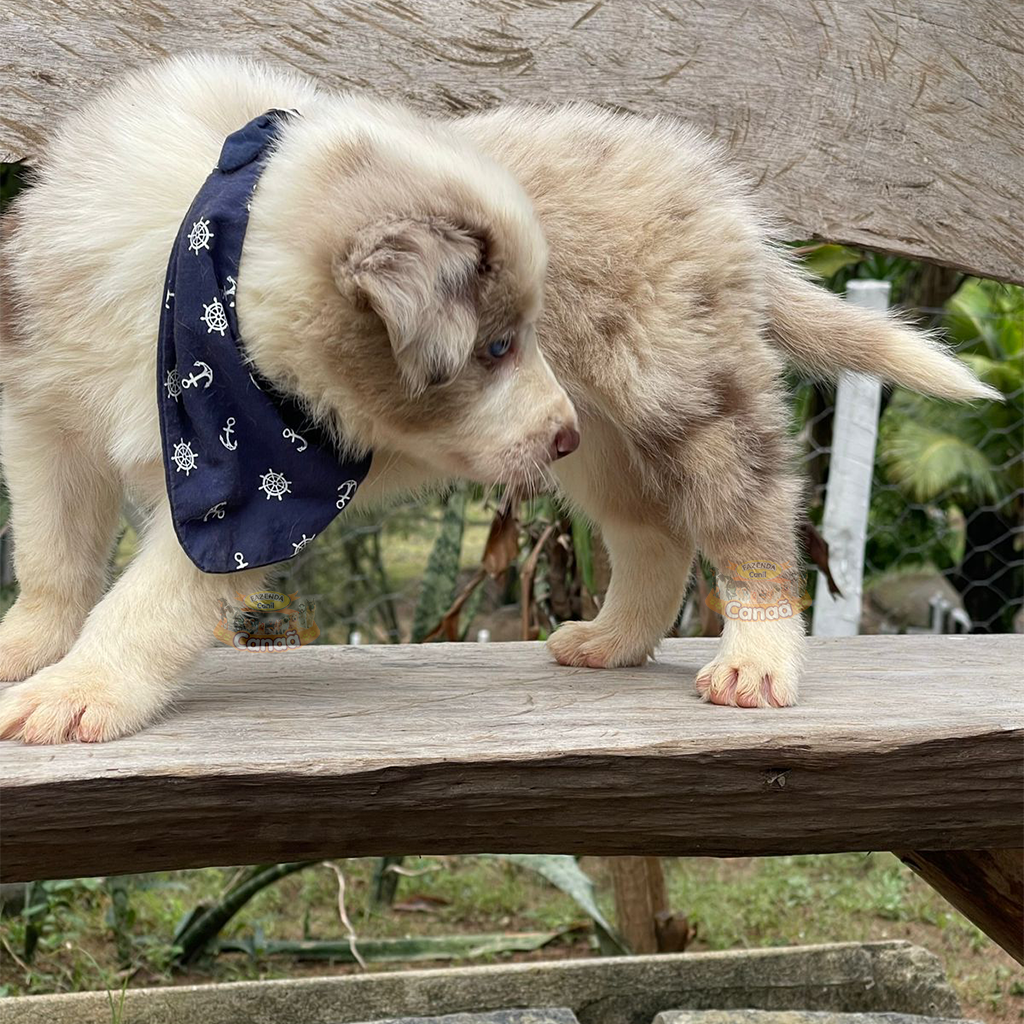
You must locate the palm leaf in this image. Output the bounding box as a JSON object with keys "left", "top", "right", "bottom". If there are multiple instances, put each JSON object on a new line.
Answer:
{"left": 881, "top": 420, "right": 1001, "bottom": 503}
{"left": 490, "top": 854, "right": 629, "bottom": 955}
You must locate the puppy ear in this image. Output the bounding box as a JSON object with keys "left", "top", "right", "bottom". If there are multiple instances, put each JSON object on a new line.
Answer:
{"left": 337, "top": 218, "right": 486, "bottom": 392}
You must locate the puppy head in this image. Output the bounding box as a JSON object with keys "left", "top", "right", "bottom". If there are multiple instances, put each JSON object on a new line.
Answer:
{"left": 243, "top": 106, "right": 578, "bottom": 493}
{"left": 333, "top": 195, "right": 578, "bottom": 493}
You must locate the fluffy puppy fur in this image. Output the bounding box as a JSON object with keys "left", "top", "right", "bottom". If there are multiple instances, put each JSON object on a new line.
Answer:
{"left": 0, "top": 56, "right": 995, "bottom": 743}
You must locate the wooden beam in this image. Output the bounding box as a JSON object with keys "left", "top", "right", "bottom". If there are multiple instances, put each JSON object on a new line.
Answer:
{"left": 1, "top": 635, "right": 1021, "bottom": 883}
{"left": 897, "top": 848, "right": 1023, "bottom": 964}
{"left": 1, "top": 1, "right": 1021, "bottom": 282}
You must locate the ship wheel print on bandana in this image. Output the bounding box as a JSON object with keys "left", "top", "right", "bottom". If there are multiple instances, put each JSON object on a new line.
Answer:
{"left": 171, "top": 439, "right": 198, "bottom": 476}
{"left": 258, "top": 468, "right": 292, "bottom": 501}
{"left": 200, "top": 297, "right": 229, "bottom": 336}
{"left": 187, "top": 216, "right": 214, "bottom": 254}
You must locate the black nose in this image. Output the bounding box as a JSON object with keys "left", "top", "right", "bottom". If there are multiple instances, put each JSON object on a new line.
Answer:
{"left": 552, "top": 426, "right": 580, "bottom": 459}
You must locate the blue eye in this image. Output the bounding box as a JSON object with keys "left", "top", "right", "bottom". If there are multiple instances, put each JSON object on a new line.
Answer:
{"left": 487, "top": 335, "right": 512, "bottom": 359}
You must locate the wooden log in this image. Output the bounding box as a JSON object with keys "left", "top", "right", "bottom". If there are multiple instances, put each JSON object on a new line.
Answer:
{"left": 897, "top": 848, "right": 1023, "bottom": 964}
{"left": 1, "top": 635, "right": 1020, "bottom": 884}
{"left": 1, "top": 1, "right": 1021, "bottom": 282}
{"left": 609, "top": 856, "right": 668, "bottom": 954}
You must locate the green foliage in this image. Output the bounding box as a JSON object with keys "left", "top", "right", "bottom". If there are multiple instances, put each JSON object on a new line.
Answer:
{"left": 800, "top": 243, "right": 863, "bottom": 280}
{"left": 570, "top": 516, "right": 596, "bottom": 595}
{"left": 491, "top": 855, "right": 628, "bottom": 955}
{"left": 947, "top": 277, "right": 1023, "bottom": 359}
{"left": 863, "top": 488, "right": 961, "bottom": 578}
{"left": 410, "top": 487, "right": 467, "bottom": 642}
{"left": 20, "top": 879, "right": 102, "bottom": 965}
{"left": 173, "top": 862, "right": 315, "bottom": 965}
{"left": 880, "top": 411, "right": 1003, "bottom": 505}
{"left": 284, "top": 511, "right": 401, "bottom": 643}
{"left": 877, "top": 279, "right": 1022, "bottom": 508}
{"left": 0, "top": 162, "right": 28, "bottom": 213}
{"left": 793, "top": 246, "right": 1022, "bottom": 626}
{"left": 104, "top": 877, "right": 135, "bottom": 968}
{"left": 2, "top": 854, "right": 1019, "bottom": 1019}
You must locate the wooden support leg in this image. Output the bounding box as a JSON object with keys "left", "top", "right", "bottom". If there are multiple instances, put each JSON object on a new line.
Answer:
{"left": 896, "top": 848, "right": 1023, "bottom": 964}
{"left": 609, "top": 856, "right": 668, "bottom": 954}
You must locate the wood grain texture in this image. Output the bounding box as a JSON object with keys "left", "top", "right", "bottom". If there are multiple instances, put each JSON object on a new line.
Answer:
{"left": 1, "top": 635, "right": 1021, "bottom": 882}
{"left": 1, "top": 1, "right": 1021, "bottom": 282}
{"left": 897, "top": 848, "right": 1024, "bottom": 963}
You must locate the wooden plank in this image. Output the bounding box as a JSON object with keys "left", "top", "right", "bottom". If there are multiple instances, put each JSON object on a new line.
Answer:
{"left": 0, "top": 635, "right": 1021, "bottom": 882}
{"left": 897, "top": 848, "right": 1023, "bottom": 964}
{"left": 1, "top": 1, "right": 1021, "bottom": 282}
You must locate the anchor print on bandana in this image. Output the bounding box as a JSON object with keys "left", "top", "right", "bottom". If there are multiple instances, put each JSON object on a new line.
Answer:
{"left": 182, "top": 360, "right": 214, "bottom": 390}
{"left": 219, "top": 417, "right": 237, "bottom": 451}
{"left": 283, "top": 428, "right": 308, "bottom": 453}
{"left": 158, "top": 110, "right": 372, "bottom": 573}
{"left": 203, "top": 502, "right": 227, "bottom": 522}
{"left": 336, "top": 479, "right": 358, "bottom": 510}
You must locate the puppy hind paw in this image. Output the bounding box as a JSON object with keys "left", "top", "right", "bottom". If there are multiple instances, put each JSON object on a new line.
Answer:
{"left": 547, "top": 620, "right": 653, "bottom": 669}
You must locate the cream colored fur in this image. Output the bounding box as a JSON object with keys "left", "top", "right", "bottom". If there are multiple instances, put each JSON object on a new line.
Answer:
{"left": 0, "top": 56, "right": 992, "bottom": 742}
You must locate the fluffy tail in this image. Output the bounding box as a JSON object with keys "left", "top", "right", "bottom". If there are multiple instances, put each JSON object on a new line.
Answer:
{"left": 765, "top": 253, "right": 1000, "bottom": 402}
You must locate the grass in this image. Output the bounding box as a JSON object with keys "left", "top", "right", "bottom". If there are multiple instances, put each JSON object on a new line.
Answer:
{"left": 1, "top": 854, "right": 1020, "bottom": 1021}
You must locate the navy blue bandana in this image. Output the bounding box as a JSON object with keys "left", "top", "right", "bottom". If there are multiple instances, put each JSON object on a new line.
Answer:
{"left": 158, "top": 111, "right": 372, "bottom": 574}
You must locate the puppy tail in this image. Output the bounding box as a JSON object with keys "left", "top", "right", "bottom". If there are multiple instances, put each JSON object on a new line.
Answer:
{"left": 764, "top": 252, "right": 1001, "bottom": 402}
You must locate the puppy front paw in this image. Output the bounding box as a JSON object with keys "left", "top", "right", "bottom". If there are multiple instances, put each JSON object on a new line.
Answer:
{"left": 0, "top": 663, "right": 163, "bottom": 744}
{"left": 547, "top": 620, "right": 653, "bottom": 669}
{"left": 0, "top": 624, "right": 74, "bottom": 682}
{"left": 695, "top": 654, "right": 799, "bottom": 708}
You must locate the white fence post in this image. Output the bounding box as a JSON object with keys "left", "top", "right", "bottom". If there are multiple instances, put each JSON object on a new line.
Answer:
{"left": 810, "top": 279, "right": 890, "bottom": 637}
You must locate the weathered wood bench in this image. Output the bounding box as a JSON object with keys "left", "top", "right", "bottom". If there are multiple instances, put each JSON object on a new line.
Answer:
{"left": 1, "top": 0, "right": 1022, "bottom": 993}
{"left": 2, "top": 636, "right": 1022, "bottom": 962}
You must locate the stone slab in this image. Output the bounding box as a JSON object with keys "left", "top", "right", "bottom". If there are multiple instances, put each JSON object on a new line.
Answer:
{"left": 655, "top": 1013, "right": 980, "bottom": 1024}
{"left": 0, "top": 942, "right": 962, "bottom": 1024}
{"left": 356, "top": 1011, "right": 578, "bottom": 1024}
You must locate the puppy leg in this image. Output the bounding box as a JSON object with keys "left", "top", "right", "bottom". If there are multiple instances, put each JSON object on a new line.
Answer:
{"left": 0, "top": 400, "right": 121, "bottom": 681}
{"left": 692, "top": 474, "right": 806, "bottom": 709}
{"left": 547, "top": 520, "right": 695, "bottom": 668}
{"left": 0, "top": 501, "right": 266, "bottom": 743}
